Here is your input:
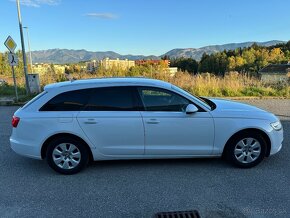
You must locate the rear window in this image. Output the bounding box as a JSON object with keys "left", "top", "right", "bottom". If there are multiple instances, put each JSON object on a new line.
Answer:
{"left": 40, "top": 89, "right": 90, "bottom": 111}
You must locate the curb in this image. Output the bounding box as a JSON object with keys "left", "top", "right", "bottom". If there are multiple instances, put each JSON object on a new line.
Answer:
{"left": 0, "top": 100, "right": 14, "bottom": 106}
{"left": 220, "top": 96, "right": 289, "bottom": 100}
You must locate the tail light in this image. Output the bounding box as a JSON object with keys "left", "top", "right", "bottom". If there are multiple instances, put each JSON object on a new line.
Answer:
{"left": 12, "top": 116, "right": 20, "bottom": 128}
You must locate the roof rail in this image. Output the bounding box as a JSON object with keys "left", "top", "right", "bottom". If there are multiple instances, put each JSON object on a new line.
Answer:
{"left": 70, "top": 76, "right": 148, "bottom": 81}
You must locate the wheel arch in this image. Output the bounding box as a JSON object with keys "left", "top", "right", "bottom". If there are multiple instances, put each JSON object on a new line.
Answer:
{"left": 41, "top": 133, "right": 94, "bottom": 161}
{"left": 222, "top": 128, "right": 271, "bottom": 157}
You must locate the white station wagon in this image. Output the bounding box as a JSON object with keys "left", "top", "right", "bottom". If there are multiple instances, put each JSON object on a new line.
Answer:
{"left": 10, "top": 78, "right": 283, "bottom": 174}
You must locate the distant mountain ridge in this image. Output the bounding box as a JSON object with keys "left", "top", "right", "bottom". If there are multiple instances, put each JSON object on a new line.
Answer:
{"left": 163, "top": 40, "right": 285, "bottom": 60}
{"left": 31, "top": 49, "right": 159, "bottom": 64}
{"left": 31, "top": 40, "right": 285, "bottom": 64}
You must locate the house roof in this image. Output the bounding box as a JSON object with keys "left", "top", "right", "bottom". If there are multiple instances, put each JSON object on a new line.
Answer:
{"left": 259, "top": 64, "right": 290, "bottom": 74}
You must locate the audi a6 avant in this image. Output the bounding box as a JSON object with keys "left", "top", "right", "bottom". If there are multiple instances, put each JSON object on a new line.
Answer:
{"left": 10, "top": 78, "right": 283, "bottom": 174}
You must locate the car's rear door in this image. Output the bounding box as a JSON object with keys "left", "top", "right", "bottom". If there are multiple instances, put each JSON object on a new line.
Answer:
{"left": 77, "top": 86, "right": 145, "bottom": 156}
{"left": 137, "top": 86, "right": 214, "bottom": 156}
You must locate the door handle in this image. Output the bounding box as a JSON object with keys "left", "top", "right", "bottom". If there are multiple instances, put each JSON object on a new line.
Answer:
{"left": 84, "top": 118, "right": 97, "bottom": 124}
{"left": 84, "top": 121, "right": 97, "bottom": 124}
{"left": 146, "top": 119, "right": 160, "bottom": 124}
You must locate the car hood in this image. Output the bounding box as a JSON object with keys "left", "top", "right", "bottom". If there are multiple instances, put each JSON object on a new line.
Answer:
{"left": 209, "top": 98, "right": 277, "bottom": 121}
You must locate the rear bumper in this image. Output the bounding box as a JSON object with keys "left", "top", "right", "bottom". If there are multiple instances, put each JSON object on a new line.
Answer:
{"left": 10, "top": 138, "right": 42, "bottom": 160}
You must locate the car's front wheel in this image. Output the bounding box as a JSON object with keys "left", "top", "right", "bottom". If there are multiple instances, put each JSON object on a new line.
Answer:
{"left": 46, "top": 137, "right": 89, "bottom": 174}
{"left": 225, "top": 132, "right": 267, "bottom": 168}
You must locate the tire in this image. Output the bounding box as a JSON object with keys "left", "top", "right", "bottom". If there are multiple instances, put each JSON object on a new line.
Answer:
{"left": 46, "top": 136, "right": 89, "bottom": 174}
{"left": 224, "top": 132, "right": 267, "bottom": 168}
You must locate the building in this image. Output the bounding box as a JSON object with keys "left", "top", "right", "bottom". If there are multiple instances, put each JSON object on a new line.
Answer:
{"left": 135, "top": 60, "right": 170, "bottom": 67}
{"left": 33, "top": 63, "right": 66, "bottom": 75}
{"left": 258, "top": 64, "right": 290, "bottom": 83}
{"left": 168, "top": 67, "right": 178, "bottom": 76}
{"left": 86, "top": 60, "right": 98, "bottom": 72}
{"left": 135, "top": 60, "right": 175, "bottom": 76}
{"left": 100, "top": 58, "right": 135, "bottom": 70}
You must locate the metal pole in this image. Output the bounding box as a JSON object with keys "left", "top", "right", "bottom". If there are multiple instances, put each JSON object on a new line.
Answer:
{"left": 16, "top": 0, "right": 30, "bottom": 95}
{"left": 23, "top": 27, "right": 33, "bottom": 73}
{"left": 11, "top": 65, "right": 19, "bottom": 102}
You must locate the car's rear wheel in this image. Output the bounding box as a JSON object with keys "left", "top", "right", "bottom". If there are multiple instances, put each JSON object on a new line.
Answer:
{"left": 46, "top": 137, "right": 89, "bottom": 174}
{"left": 225, "top": 132, "right": 267, "bottom": 168}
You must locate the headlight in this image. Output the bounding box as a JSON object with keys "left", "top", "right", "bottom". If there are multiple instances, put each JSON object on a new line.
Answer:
{"left": 271, "top": 121, "right": 282, "bottom": 131}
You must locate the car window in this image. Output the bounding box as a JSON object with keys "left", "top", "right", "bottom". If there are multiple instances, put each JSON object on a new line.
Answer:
{"left": 84, "top": 86, "right": 137, "bottom": 111}
{"left": 40, "top": 89, "right": 90, "bottom": 111}
{"left": 137, "top": 87, "right": 190, "bottom": 112}
{"left": 23, "top": 91, "right": 47, "bottom": 110}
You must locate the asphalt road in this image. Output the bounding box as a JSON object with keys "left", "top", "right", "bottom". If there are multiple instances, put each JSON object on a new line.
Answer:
{"left": 0, "top": 99, "right": 289, "bottom": 218}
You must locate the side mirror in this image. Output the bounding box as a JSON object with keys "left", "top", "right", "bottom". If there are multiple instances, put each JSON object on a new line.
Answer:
{"left": 185, "top": 104, "right": 198, "bottom": 114}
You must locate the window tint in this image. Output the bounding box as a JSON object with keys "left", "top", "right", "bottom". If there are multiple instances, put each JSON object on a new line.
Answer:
{"left": 85, "top": 86, "right": 137, "bottom": 111}
{"left": 40, "top": 89, "right": 90, "bottom": 111}
{"left": 138, "top": 87, "right": 190, "bottom": 112}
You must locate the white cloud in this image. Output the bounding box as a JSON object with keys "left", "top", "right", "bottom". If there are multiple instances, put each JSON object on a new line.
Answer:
{"left": 10, "top": 0, "right": 61, "bottom": 7}
{"left": 85, "top": 13, "right": 118, "bottom": 19}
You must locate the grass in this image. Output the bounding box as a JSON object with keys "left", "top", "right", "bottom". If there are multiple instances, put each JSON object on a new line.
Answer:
{"left": 169, "top": 72, "right": 289, "bottom": 98}
{"left": 0, "top": 71, "right": 289, "bottom": 99}
{"left": 0, "top": 84, "right": 27, "bottom": 96}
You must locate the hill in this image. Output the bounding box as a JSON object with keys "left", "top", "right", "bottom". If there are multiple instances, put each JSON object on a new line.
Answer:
{"left": 163, "top": 40, "right": 284, "bottom": 60}
{"left": 31, "top": 49, "right": 159, "bottom": 64}
{"left": 30, "top": 40, "right": 285, "bottom": 64}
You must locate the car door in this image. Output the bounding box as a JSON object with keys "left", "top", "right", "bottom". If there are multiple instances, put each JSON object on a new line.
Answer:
{"left": 77, "top": 86, "right": 144, "bottom": 156}
{"left": 137, "top": 86, "right": 214, "bottom": 156}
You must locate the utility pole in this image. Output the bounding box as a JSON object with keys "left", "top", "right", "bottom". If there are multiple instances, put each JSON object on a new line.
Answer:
{"left": 23, "top": 27, "right": 33, "bottom": 73}
{"left": 16, "top": 0, "right": 30, "bottom": 94}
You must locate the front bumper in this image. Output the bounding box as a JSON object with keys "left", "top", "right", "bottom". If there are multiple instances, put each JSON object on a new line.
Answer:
{"left": 269, "top": 128, "right": 283, "bottom": 156}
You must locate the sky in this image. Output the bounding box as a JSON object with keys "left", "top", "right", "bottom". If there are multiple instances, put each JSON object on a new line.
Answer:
{"left": 0, "top": 0, "right": 290, "bottom": 55}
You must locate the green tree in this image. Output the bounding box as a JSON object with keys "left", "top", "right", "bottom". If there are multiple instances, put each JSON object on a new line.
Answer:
{"left": 171, "top": 57, "right": 198, "bottom": 74}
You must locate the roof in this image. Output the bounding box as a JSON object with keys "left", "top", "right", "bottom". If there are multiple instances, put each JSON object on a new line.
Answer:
{"left": 259, "top": 64, "right": 290, "bottom": 74}
{"left": 44, "top": 77, "right": 171, "bottom": 91}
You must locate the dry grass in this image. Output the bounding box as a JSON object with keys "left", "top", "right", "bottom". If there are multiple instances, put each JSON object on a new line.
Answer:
{"left": 1, "top": 71, "right": 289, "bottom": 97}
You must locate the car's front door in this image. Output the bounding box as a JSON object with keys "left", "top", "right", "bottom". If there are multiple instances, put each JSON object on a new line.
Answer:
{"left": 77, "top": 86, "right": 144, "bottom": 156}
{"left": 137, "top": 87, "right": 214, "bottom": 156}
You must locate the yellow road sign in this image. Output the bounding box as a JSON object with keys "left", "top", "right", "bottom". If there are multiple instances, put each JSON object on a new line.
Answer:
{"left": 4, "top": 36, "right": 17, "bottom": 53}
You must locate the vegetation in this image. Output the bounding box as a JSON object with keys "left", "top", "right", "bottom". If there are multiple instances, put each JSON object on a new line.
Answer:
{"left": 0, "top": 83, "right": 26, "bottom": 96}
{"left": 0, "top": 42, "right": 289, "bottom": 99}
{"left": 169, "top": 41, "right": 290, "bottom": 75}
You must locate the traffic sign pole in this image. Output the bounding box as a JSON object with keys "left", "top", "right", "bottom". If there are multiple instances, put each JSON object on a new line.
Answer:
{"left": 11, "top": 64, "right": 19, "bottom": 102}
{"left": 8, "top": 52, "right": 19, "bottom": 102}
{"left": 4, "top": 37, "right": 19, "bottom": 102}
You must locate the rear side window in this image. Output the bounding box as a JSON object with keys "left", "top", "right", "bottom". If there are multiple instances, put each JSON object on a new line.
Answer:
{"left": 40, "top": 89, "right": 90, "bottom": 111}
{"left": 22, "top": 91, "right": 47, "bottom": 109}
{"left": 85, "top": 86, "right": 138, "bottom": 111}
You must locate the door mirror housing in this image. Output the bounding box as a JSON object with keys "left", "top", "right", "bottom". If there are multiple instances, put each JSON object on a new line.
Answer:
{"left": 185, "top": 104, "right": 198, "bottom": 114}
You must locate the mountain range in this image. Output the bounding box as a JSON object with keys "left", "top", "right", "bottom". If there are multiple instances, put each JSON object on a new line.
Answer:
{"left": 31, "top": 40, "right": 285, "bottom": 64}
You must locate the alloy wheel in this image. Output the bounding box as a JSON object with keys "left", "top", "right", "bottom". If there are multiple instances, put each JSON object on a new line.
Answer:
{"left": 52, "top": 143, "right": 81, "bottom": 169}
{"left": 234, "top": 137, "right": 261, "bottom": 164}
